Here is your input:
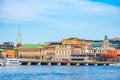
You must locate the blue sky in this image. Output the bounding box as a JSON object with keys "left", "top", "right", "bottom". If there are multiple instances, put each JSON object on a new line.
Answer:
{"left": 0, "top": 0, "right": 120, "bottom": 44}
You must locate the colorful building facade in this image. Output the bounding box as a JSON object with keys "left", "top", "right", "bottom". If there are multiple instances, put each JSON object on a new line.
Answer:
{"left": 93, "top": 35, "right": 118, "bottom": 60}
{"left": 6, "top": 49, "right": 18, "bottom": 58}
{"left": 18, "top": 44, "right": 44, "bottom": 59}
{"left": 62, "top": 38, "right": 86, "bottom": 45}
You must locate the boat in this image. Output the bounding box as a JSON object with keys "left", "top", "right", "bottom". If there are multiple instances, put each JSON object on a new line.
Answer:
{"left": 0, "top": 59, "right": 6, "bottom": 66}
{"left": 5, "top": 58, "right": 21, "bottom": 66}
{"left": 0, "top": 60, "right": 2, "bottom": 66}
{"left": 109, "top": 63, "right": 120, "bottom": 66}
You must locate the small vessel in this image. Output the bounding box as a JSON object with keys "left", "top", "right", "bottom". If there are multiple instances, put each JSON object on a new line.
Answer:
{"left": 0, "top": 59, "right": 6, "bottom": 66}
{"left": 109, "top": 63, "right": 120, "bottom": 66}
{"left": 0, "top": 60, "right": 2, "bottom": 66}
{"left": 5, "top": 58, "right": 21, "bottom": 66}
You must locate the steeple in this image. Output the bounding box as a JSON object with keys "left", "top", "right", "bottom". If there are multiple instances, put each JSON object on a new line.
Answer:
{"left": 103, "top": 34, "right": 109, "bottom": 43}
{"left": 17, "top": 25, "right": 22, "bottom": 47}
{"left": 103, "top": 35, "right": 110, "bottom": 49}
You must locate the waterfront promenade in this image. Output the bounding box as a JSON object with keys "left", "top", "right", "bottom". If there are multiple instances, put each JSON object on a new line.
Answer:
{"left": 19, "top": 59, "right": 112, "bottom": 66}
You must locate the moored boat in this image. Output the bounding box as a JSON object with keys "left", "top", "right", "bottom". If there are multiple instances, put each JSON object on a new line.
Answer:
{"left": 109, "top": 63, "right": 120, "bottom": 66}
{"left": 0, "top": 59, "right": 6, "bottom": 66}
{"left": 5, "top": 58, "right": 21, "bottom": 66}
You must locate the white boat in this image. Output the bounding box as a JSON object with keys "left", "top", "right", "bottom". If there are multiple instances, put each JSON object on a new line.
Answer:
{"left": 0, "top": 59, "right": 6, "bottom": 66}
{"left": 109, "top": 63, "right": 120, "bottom": 66}
{"left": 0, "top": 60, "right": 2, "bottom": 66}
{"left": 5, "top": 58, "right": 21, "bottom": 66}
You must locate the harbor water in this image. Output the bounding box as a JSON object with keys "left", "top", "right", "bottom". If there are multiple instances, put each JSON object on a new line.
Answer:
{"left": 0, "top": 66, "right": 120, "bottom": 80}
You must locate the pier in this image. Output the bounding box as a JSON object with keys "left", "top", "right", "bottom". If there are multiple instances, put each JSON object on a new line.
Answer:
{"left": 19, "top": 59, "right": 112, "bottom": 66}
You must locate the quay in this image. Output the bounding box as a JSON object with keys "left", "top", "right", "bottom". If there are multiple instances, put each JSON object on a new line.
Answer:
{"left": 19, "top": 59, "right": 112, "bottom": 66}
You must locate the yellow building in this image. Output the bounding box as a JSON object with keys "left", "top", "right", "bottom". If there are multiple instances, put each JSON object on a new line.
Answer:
{"left": 62, "top": 38, "right": 86, "bottom": 45}
{"left": 6, "top": 49, "right": 18, "bottom": 58}
{"left": 18, "top": 44, "right": 44, "bottom": 59}
{"left": 41, "top": 46, "right": 55, "bottom": 60}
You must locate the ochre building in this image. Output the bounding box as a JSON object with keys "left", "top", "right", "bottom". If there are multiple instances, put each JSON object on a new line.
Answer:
{"left": 18, "top": 44, "right": 44, "bottom": 59}
{"left": 62, "top": 38, "right": 86, "bottom": 45}
{"left": 6, "top": 49, "right": 18, "bottom": 58}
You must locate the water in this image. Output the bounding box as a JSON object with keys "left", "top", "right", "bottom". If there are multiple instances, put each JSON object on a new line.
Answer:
{"left": 0, "top": 66, "right": 120, "bottom": 80}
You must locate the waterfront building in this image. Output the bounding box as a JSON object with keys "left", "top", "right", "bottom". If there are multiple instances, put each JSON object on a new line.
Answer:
{"left": 101, "top": 35, "right": 118, "bottom": 60}
{"left": 93, "top": 35, "right": 118, "bottom": 61}
{"left": 71, "top": 53, "right": 95, "bottom": 61}
{"left": 0, "top": 42, "right": 14, "bottom": 50}
{"left": 62, "top": 38, "right": 86, "bottom": 45}
{"left": 55, "top": 45, "right": 72, "bottom": 61}
{"left": 41, "top": 46, "right": 55, "bottom": 60}
{"left": 18, "top": 44, "right": 44, "bottom": 59}
{"left": 117, "top": 50, "right": 120, "bottom": 60}
{"left": 110, "top": 40, "right": 120, "bottom": 49}
{"left": 55, "top": 44, "right": 94, "bottom": 61}
{"left": 0, "top": 49, "right": 7, "bottom": 58}
{"left": 92, "top": 40, "right": 119, "bottom": 49}
{"left": 71, "top": 44, "right": 95, "bottom": 61}
{"left": 6, "top": 49, "right": 18, "bottom": 58}
{"left": 102, "top": 35, "right": 111, "bottom": 48}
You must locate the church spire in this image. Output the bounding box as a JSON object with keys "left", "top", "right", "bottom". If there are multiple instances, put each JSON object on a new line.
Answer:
{"left": 17, "top": 25, "right": 21, "bottom": 44}
{"left": 17, "top": 25, "right": 22, "bottom": 47}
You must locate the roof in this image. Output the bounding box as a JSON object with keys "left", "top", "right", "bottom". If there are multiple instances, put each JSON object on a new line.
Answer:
{"left": 92, "top": 43, "right": 102, "bottom": 48}
{"left": 104, "top": 46, "right": 116, "bottom": 50}
{"left": 103, "top": 35, "right": 109, "bottom": 43}
{"left": 14, "top": 47, "right": 18, "bottom": 50}
{"left": 20, "top": 44, "right": 45, "bottom": 48}
{"left": 66, "top": 38, "right": 85, "bottom": 41}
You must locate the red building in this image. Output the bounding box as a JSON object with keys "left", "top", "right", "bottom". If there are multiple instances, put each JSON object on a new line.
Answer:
{"left": 106, "top": 50, "right": 117, "bottom": 59}
{"left": 100, "top": 35, "right": 118, "bottom": 60}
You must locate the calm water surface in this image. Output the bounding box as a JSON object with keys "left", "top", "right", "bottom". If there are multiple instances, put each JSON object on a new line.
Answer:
{"left": 0, "top": 65, "right": 120, "bottom": 80}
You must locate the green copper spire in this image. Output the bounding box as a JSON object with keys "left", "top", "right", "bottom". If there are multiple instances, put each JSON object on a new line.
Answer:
{"left": 103, "top": 35, "right": 109, "bottom": 42}
{"left": 17, "top": 25, "right": 21, "bottom": 44}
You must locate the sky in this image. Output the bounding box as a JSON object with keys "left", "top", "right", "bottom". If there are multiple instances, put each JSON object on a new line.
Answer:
{"left": 0, "top": 0, "right": 120, "bottom": 44}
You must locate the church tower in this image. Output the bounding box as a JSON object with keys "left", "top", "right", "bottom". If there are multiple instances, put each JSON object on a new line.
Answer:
{"left": 16, "top": 25, "right": 22, "bottom": 48}
{"left": 102, "top": 35, "right": 110, "bottom": 49}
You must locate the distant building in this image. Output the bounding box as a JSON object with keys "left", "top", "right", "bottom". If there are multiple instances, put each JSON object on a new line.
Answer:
{"left": 110, "top": 37, "right": 120, "bottom": 41}
{"left": 41, "top": 45, "right": 55, "bottom": 60}
{"left": 0, "top": 42, "right": 14, "bottom": 50}
{"left": 117, "top": 50, "right": 120, "bottom": 59}
{"left": 0, "top": 49, "right": 7, "bottom": 58}
{"left": 110, "top": 40, "right": 120, "bottom": 49}
{"left": 18, "top": 44, "right": 44, "bottom": 59}
{"left": 92, "top": 40, "right": 120, "bottom": 49}
{"left": 55, "top": 45, "right": 72, "bottom": 61}
{"left": 62, "top": 38, "right": 86, "bottom": 45}
{"left": 55, "top": 44, "right": 94, "bottom": 61}
{"left": 6, "top": 49, "right": 18, "bottom": 58}
{"left": 93, "top": 35, "right": 118, "bottom": 61}
{"left": 44, "top": 42, "right": 61, "bottom": 46}
{"left": 71, "top": 53, "right": 95, "bottom": 61}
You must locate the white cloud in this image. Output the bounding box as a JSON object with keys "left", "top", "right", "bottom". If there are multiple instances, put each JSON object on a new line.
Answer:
{"left": 0, "top": 0, "right": 120, "bottom": 23}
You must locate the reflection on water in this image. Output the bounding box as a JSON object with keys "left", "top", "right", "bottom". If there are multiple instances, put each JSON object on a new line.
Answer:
{"left": 0, "top": 66, "right": 120, "bottom": 80}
